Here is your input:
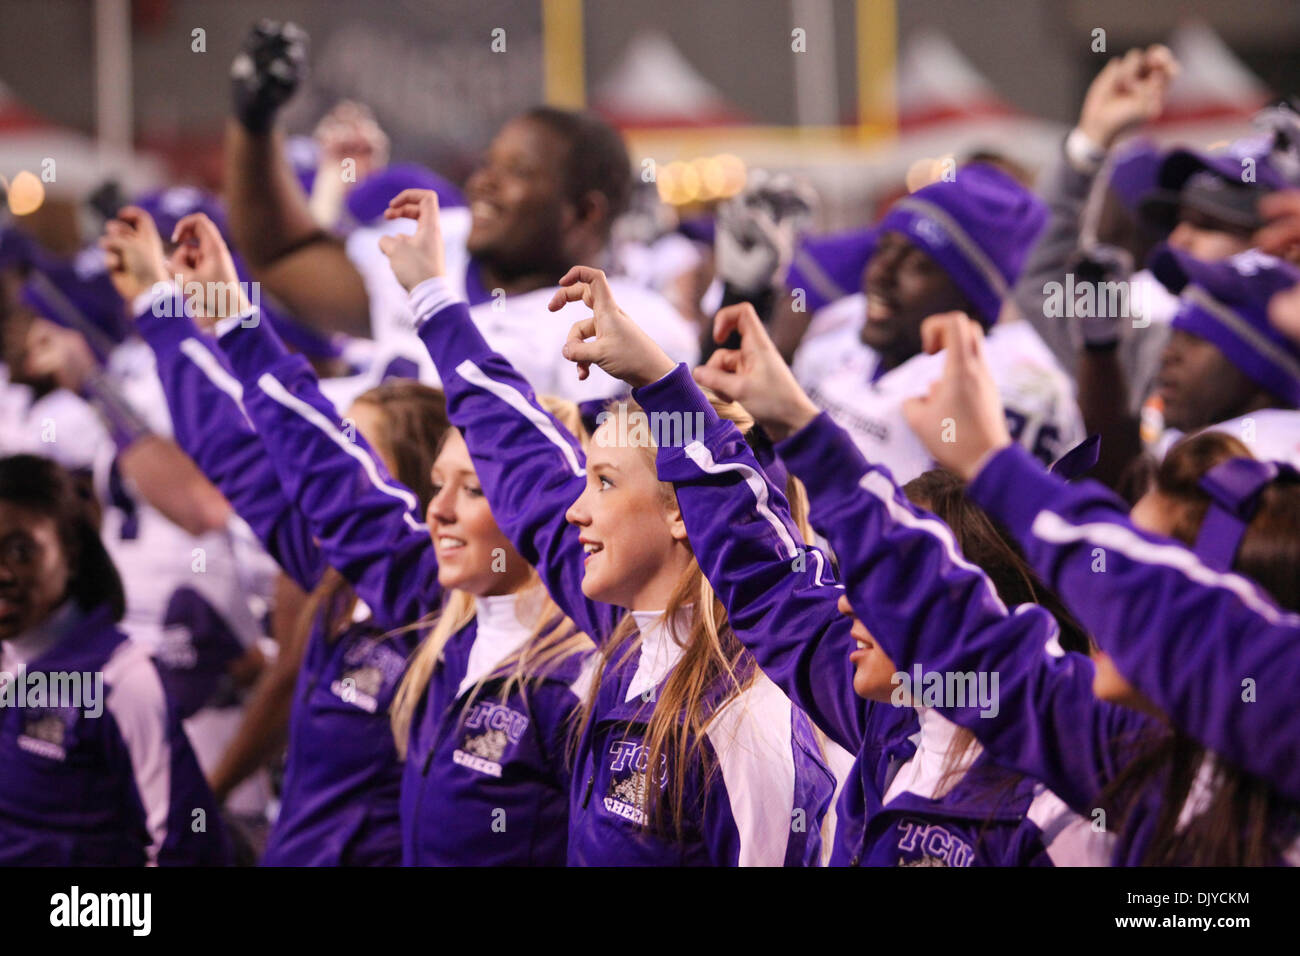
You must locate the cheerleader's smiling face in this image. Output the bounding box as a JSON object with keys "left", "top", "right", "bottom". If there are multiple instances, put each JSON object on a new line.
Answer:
{"left": 565, "top": 409, "right": 694, "bottom": 611}
{"left": 427, "top": 429, "right": 532, "bottom": 596}
{"left": 836, "top": 594, "right": 899, "bottom": 702}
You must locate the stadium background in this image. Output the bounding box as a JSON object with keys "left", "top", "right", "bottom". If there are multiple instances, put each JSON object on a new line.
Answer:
{"left": 2, "top": 0, "right": 1299, "bottom": 251}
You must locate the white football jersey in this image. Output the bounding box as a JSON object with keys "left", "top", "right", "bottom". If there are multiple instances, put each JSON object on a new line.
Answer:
{"left": 1149, "top": 408, "right": 1300, "bottom": 470}
{"left": 344, "top": 209, "right": 701, "bottom": 409}
{"left": 792, "top": 294, "right": 1086, "bottom": 484}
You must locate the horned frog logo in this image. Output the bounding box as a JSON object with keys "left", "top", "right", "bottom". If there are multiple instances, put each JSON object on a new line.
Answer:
{"left": 603, "top": 771, "right": 653, "bottom": 825}
{"left": 899, "top": 855, "right": 949, "bottom": 867}
{"left": 462, "top": 727, "right": 508, "bottom": 763}
{"left": 611, "top": 772, "right": 649, "bottom": 808}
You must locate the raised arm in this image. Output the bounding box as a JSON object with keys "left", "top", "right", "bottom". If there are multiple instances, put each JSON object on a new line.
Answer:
{"left": 785, "top": 410, "right": 1149, "bottom": 811}
{"left": 137, "top": 299, "right": 324, "bottom": 591}
{"left": 968, "top": 440, "right": 1300, "bottom": 801}
{"left": 631, "top": 363, "right": 870, "bottom": 752}
{"left": 224, "top": 21, "right": 371, "bottom": 335}
{"left": 681, "top": 303, "right": 1147, "bottom": 810}
{"left": 221, "top": 319, "right": 440, "bottom": 629}
{"left": 907, "top": 310, "right": 1300, "bottom": 802}
{"left": 117, "top": 211, "right": 326, "bottom": 590}
{"left": 381, "top": 190, "right": 621, "bottom": 641}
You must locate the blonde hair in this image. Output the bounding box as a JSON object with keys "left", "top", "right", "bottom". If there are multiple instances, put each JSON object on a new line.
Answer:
{"left": 389, "top": 395, "right": 593, "bottom": 759}
{"left": 575, "top": 391, "right": 813, "bottom": 837}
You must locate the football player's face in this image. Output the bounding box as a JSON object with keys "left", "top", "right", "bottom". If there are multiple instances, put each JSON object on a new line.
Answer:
{"left": 1167, "top": 206, "right": 1253, "bottom": 262}
{"left": 465, "top": 117, "right": 575, "bottom": 275}
{"left": 0, "top": 503, "right": 70, "bottom": 642}
{"left": 861, "top": 231, "right": 969, "bottom": 361}
{"left": 1155, "top": 329, "right": 1263, "bottom": 432}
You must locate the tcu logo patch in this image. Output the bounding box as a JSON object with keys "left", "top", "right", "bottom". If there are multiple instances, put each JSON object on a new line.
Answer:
{"left": 896, "top": 818, "right": 974, "bottom": 867}
{"left": 452, "top": 701, "right": 529, "bottom": 777}
{"left": 17, "top": 708, "right": 77, "bottom": 761}
{"left": 602, "top": 740, "right": 668, "bottom": 826}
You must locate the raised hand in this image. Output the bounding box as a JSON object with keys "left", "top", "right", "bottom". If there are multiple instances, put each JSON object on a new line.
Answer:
{"left": 99, "top": 206, "right": 169, "bottom": 303}
{"left": 170, "top": 213, "right": 250, "bottom": 328}
{"left": 691, "top": 302, "right": 819, "bottom": 440}
{"left": 380, "top": 188, "right": 446, "bottom": 291}
{"left": 314, "top": 100, "right": 389, "bottom": 183}
{"left": 1077, "top": 45, "right": 1178, "bottom": 151}
{"left": 230, "top": 20, "right": 308, "bottom": 133}
{"left": 548, "top": 266, "right": 676, "bottom": 388}
{"left": 902, "top": 312, "right": 1011, "bottom": 481}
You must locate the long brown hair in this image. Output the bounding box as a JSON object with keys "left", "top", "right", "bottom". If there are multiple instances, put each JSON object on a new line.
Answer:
{"left": 573, "top": 393, "right": 817, "bottom": 838}
{"left": 1102, "top": 431, "right": 1300, "bottom": 865}
{"left": 293, "top": 381, "right": 450, "bottom": 650}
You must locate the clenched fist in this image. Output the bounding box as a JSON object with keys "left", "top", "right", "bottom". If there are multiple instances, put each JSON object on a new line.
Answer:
{"left": 231, "top": 20, "right": 308, "bottom": 133}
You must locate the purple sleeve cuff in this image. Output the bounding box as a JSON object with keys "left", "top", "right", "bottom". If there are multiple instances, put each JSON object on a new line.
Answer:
{"left": 630, "top": 363, "right": 720, "bottom": 428}
{"left": 966, "top": 442, "right": 1067, "bottom": 542}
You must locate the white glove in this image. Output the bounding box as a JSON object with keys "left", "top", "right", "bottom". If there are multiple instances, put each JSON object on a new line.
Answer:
{"left": 714, "top": 170, "right": 816, "bottom": 295}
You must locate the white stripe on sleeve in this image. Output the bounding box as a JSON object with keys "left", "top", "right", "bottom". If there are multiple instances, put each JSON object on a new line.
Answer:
{"left": 859, "top": 470, "right": 1009, "bottom": 613}
{"left": 682, "top": 442, "right": 800, "bottom": 559}
{"left": 256, "top": 372, "right": 426, "bottom": 533}
{"left": 1030, "top": 510, "right": 1300, "bottom": 628}
{"left": 179, "top": 338, "right": 247, "bottom": 409}
{"left": 454, "top": 359, "right": 584, "bottom": 477}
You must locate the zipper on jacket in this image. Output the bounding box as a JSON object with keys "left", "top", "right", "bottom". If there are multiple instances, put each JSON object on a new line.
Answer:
{"left": 581, "top": 773, "right": 595, "bottom": 809}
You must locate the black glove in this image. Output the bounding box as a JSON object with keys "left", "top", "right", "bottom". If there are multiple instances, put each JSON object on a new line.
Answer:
{"left": 230, "top": 20, "right": 309, "bottom": 133}
{"left": 1066, "top": 244, "right": 1134, "bottom": 349}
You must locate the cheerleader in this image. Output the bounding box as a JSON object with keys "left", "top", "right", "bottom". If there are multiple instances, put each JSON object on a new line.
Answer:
{"left": 121, "top": 210, "right": 594, "bottom": 865}
{"left": 0, "top": 454, "right": 230, "bottom": 865}
{"left": 546, "top": 287, "right": 1109, "bottom": 866}
{"left": 896, "top": 310, "right": 1300, "bottom": 862}
{"left": 382, "top": 190, "right": 836, "bottom": 865}
{"left": 729, "top": 306, "right": 1300, "bottom": 864}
